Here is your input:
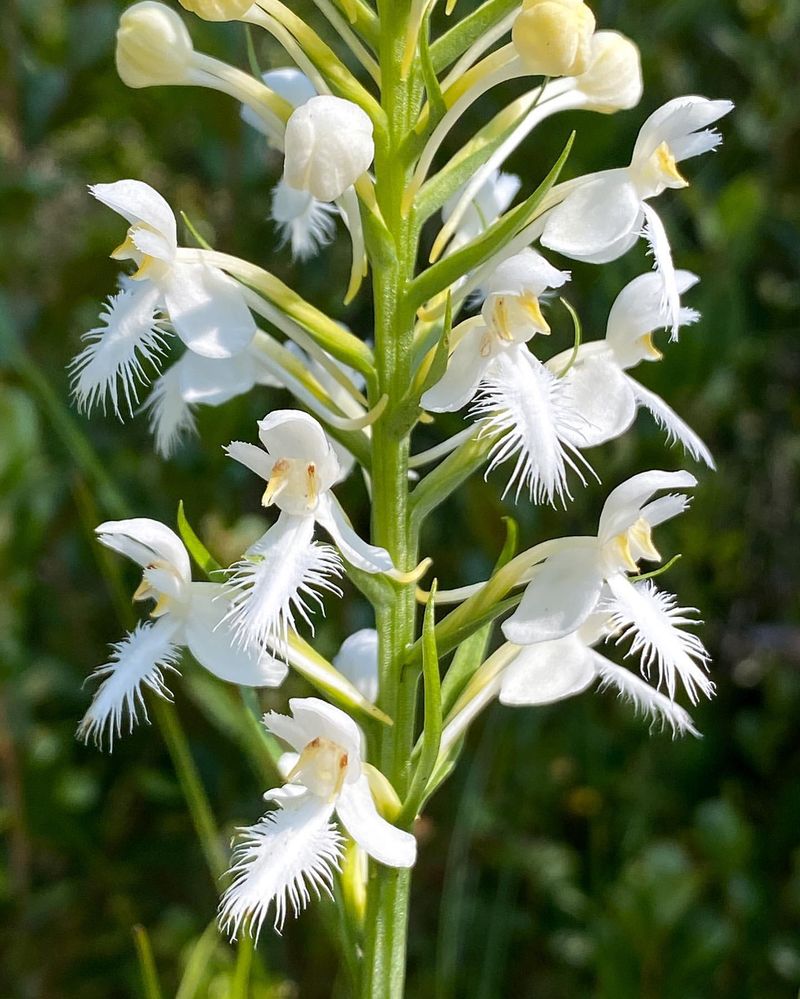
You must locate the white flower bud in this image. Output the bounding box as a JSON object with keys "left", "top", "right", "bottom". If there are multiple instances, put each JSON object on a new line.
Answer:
{"left": 512, "top": 0, "right": 596, "bottom": 78}
{"left": 576, "top": 31, "right": 643, "bottom": 112}
{"left": 178, "top": 0, "right": 254, "bottom": 20}
{"left": 283, "top": 96, "right": 375, "bottom": 203}
{"left": 115, "top": 2, "right": 194, "bottom": 89}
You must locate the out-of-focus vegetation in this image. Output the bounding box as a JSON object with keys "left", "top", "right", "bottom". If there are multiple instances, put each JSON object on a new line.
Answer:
{"left": 1, "top": 0, "right": 799, "bottom": 995}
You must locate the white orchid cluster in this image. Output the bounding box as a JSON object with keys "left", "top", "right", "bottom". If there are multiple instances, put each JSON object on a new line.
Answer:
{"left": 73, "top": 0, "right": 730, "bottom": 966}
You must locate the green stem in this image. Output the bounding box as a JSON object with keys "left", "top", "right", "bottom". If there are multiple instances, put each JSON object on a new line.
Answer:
{"left": 359, "top": 4, "right": 421, "bottom": 995}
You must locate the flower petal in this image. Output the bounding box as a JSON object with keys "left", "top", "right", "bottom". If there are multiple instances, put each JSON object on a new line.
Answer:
{"left": 541, "top": 170, "right": 643, "bottom": 263}
{"left": 90, "top": 179, "right": 177, "bottom": 249}
{"left": 271, "top": 181, "right": 337, "bottom": 261}
{"left": 77, "top": 618, "right": 181, "bottom": 749}
{"left": 333, "top": 629, "right": 379, "bottom": 704}
{"left": 275, "top": 696, "right": 364, "bottom": 766}
{"left": 598, "top": 469, "right": 696, "bottom": 543}
{"left": 69, "top": 283, "right": 170, "bottom": 418}
{"left": 225, "top": 440, "right": 274, "bottom": 481}
{"left": 499, "top": 632, "right": 597, "bottom": 706}
{"left": 628, "top": 378, "right": 715, "bottom": 469}
{"left": 604, "top": 576, "right": 714, "bottom": 704}
{"left": 143, "top": 364, "right": 197, "bottom": 458}
{"left": 96, "top": 518, "right": 191, "bottom": 581}
{"left": 606, "top": 270, "right": 699, "bottom": 368}
{"left": 593, "top": 652, "right": 700, "bottom": 737}
{"left": 183, "top": 582, "right": 288, "bottom": 687}
{"left": 632, "top": 96, "right": 734, "bottom": 164}
{"left": 502, "top": 543, "right": 605, "bottom": 645}
{"left": 562, "top": 356, "right": 637, "bottom": 447}
{"left": 421, "top": 326, "right": 488, "bottom": 413}
{"left": 163, "top": 262, "right": 256, "bottom": 359}
{"left": 641, "top": 203, "right": 681, "bottom": 339}
{"left": 219, "top": 792, "right": 342, "bottom": 939}
{"left": 258, "top": 410, "right": 336, "bottom": 470}
{"left": 223, "top": 513, "right": 343, "bottom": 651}
{"left": 336, "top": 774, "right": 416, "bottom": 868}
{"left": 315, "top": 494, "right": 394, "bottom": 574}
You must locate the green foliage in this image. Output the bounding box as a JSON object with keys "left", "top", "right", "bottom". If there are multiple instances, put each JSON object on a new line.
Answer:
{"left": 1, "top": 0, "right": 799, "bottom": 995}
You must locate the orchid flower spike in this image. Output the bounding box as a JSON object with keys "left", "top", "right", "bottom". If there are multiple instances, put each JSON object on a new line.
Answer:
{"left": 219, "top": 697, "right": 416, "bottom": 938}
{"left": 541, "top": 96, "right": 733, "bottom": 333}
{"left": 77, "top": 519, "right": 287, "bottom": 749}
{"left": 545, "top": 270, "right": 714, "bottom": 466}
{"left": 422, "top": 250, "right": 570, "bottom": 413}
{"left": 144, "top": 345, "right": 282, "bottom": 458}
{"left": 503, "top": 469, "right": 714, "bottom": 702}
{"left": 224, "top": 411, "right": 394, "bottom": 653}
{"left": 70, "top": 180, "right": 256, "bottom": 418}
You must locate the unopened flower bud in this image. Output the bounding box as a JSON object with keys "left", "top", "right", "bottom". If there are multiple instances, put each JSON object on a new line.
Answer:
{"left": 576, "top": 31, "right": 642, "bottom": 112}
{"left": 283, "top": 96, "right": 374, "bottom": 203}
{"left": 512, "top": 0, "right": 596, "bottom": 78}
{"left": 116, "top": 2, "right": 194, "bottom": 89}
{"left": 178, "top": 0, "right": 254, "bottom": 20}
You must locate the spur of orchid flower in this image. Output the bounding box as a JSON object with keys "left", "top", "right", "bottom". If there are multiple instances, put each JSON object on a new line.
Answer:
{"left": 223, "top": 410, "right": 394, "bottom": 652}
{"left": 219, "top": 697, "right": 416, "bottom": 938}
{"left": 78, "top": 518, "right": 287, "bottom": 748}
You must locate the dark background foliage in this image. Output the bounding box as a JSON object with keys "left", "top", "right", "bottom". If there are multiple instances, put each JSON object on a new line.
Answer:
{"left": 1, "top": 0, "right": 799, "bottom": 995}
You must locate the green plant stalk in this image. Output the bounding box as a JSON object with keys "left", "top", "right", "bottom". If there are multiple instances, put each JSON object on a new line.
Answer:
{"left": 359, "top": 3, "right": 421, "bottom": 995}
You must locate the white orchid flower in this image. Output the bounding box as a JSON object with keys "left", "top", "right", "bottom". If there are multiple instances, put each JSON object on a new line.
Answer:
{"left": 70, "top": 180, "right": 256, "bottom": 417}
{"left": 422, "top": 249, "right": 570, "bottom": 413}
{"left": 219, "top": 696, "right": 416, "bottom": 938}
{"left": 502, "top": 469, "right": 713, "bottom": 701}
{"left": 545, "top": 270, "right": 714, "bottom": 465}
{"left": 442, "top": 168, "right": 521, "bottom": 257}
{"left": 143, "top": 344, "right": 283, "bottom": 458}
{"left": 78, "top": 519, "right": 287, "bottom": 749}
{"left": 541, "top": 96, "right": 733, "bottom": 333}
{"left": 512, "top": 0, "right": 596, "bottom": 79}
{"left": 333, "top": 629, "right": 379, "bottom": 703}
{"left": 224, "top": 411, "right": 394, "bottom": 652}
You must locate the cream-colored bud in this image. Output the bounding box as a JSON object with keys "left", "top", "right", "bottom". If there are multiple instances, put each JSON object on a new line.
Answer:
{"left": 116, "top": 2, "right": 194, "bottom": 88}
{"left": 283, "top": 96, "right": 374, "bottom": 203}
{"left": 576, "top": 31, "right": 643, "bottom": 112}
{"left": 178, "top": 0, "right": 253, "bottom": 20}
{"left": 512, "top": 0, "right": 596, "bottom": 78}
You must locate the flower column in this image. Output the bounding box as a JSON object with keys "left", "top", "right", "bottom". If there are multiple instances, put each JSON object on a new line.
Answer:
{"left": 363, "top": 2, "right": 422, "bottom": 995}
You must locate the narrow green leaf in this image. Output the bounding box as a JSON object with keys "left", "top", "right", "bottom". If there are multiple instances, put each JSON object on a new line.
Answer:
{"left": 133, "top": 925, "right": 164, "bottom": 999}
{"left": 419, "top": 7, "right": 447, "bottom": 128}
{"left": 175, "top": 922, "right": 220, "bottom": 999}
{"left": 410, "top": 431, "right": 495, "bottom": 528}
{"left": 231, "top": 934, "right": 255, "bottom": 999}
{"left": 417, "top": 291, "right": 452, "bottom": 398}
{"left": 429, "top": 0, "right": 520, "bottom": 73}
{"left": 398, "top": 582, "right": 443, "bottom": 822}
{"left": 177, "top": 501, "right": 222, "bottom": 576}
{"left": 440, "top": 517, "right": 518, "bottom": 715}
{"left": 408, "top": 133, "right": 574, "bottom": 311}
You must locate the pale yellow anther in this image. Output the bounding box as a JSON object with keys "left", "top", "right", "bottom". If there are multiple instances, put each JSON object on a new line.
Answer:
{"left": 288, "top": 736, "right": 349, "bottom": 801}
{"left": 262, "top": 458, "right": 290, "bottom": 507}
{"left": 133, "top": 564, "right": 173, "bottom": 617}
{"left": 614, "top": 516, "right": 661, "bottom": 571}
{"left": 654, "top": 141, "right": 688, "bottom": 188}
{"left": 638, "top": 332, "right": 663, "bottom": 360}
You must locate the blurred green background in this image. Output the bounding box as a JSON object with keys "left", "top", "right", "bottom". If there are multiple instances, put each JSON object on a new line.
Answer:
{"left": 1, "top": 0, "right": 799, "bottom": 995}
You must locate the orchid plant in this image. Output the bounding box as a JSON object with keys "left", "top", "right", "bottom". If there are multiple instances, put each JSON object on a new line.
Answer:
{"left": 73, "top": 0, "right": 731, "bottom": 994}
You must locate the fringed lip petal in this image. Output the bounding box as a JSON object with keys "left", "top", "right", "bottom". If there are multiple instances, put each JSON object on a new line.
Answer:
{"left": 499, "top": 632, "right": 597, "bottom": 706}
{"left": 628, "top": 378, "right": 715, "bottom": 469}
{"left": 95, "top": 518, "right": 192, "bottom": 582}
{"left": 218, "top": 792, "right": 342, "bottom": 939}
{"left": 502, "top": 544, "right": 605, "bottom": 645}
{"left": 336, "top": 774, "right": 417, "bottom": 868}
{"left": 183, "top": 582, "right": 288, "bottom": 688}
{"left": 592, "top": 652, "right": 700, "bottom": 737}
{"left": 163, "top": 262, "right": 256, "bottom": 359}
{"left": 315, "top": 494, "right": 395, "bottom": 574}
{"left": 77, "top": 617, "right": 182, "bottom": 750}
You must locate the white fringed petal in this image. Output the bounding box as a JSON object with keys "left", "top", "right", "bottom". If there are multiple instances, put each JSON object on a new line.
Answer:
{"left": 593, "top": 653, "right": 700, "bottom": 737}
{"left": 143, "top": 364, "right": 197, "bottom": 458}
{"left": 271, "top": 180, "right": 337, "bottom": 261}
{"left": 219, "top": 792, "right": 342, "bottom": 939}
{"left": 315, "top": 494, "right": 394, "bottom": 574}
{"left": 224, "top": 513, "right": 343, "bottom": 652}
{"left": 77, "top": 618, "right": 181, "bottom": 749}
{"left": 183, "top": 583, "right": 288, "bottom": 687}
{"left": 640, "top": 203, "right": 681, "bottom": 339}
{"left": 471, "top": 348, "right": 593, "bottom": 506}
{"left": 69, "top": 283, "right": 170, "bottom": 418}
{"left": 502, "top": 543, "right": 605, "bottom": 645}
{"left": 628, "top": 378, "right": 715, "bottom": 469}
{"left": 499, "top": 632, "right": 597, "bottom": 706}
{"left": 604, "top": 576, "right": 713, "bottom": 704}
{"left": 95, "top": 518, "right": 192, "bottom": 582}
{"left": 336, "top": 774, "right": 417, "bottom": 868}
{"left": 163, "top": 262, "right": 256, "bottom": 359}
